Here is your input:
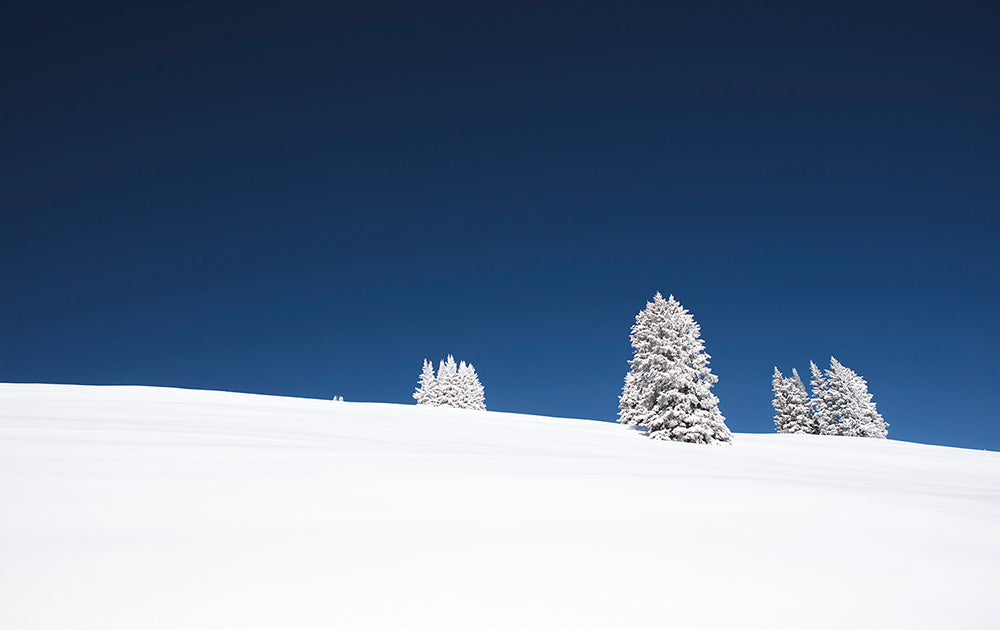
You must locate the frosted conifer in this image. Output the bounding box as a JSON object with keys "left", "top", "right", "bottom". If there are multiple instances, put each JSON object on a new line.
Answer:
{"left": 772, "top": 367, "right": 794, "bottom": 432}
{"left": 618, "top": 293, "right": 732, "bottom": 444}
{"left": 773, "top": 367, "right": 816, "bottom": 434}
{"left": 434, "top": 356, "right": 462, "bottom": 407}
{"left": 457, "top": 361, "right": 486, "bottom": 410}
{"left": 810, "top": 360, "right": 831, "bottom": 432}
{"left": 820, "top": 358, "right": 888, "bottom": 438}
{"left": 787, "top": 368, "right": 817, "bottom": 433}
{"left": 413, "top": 359, "right": 437, "bottom": 405}
{"left": 457, "top": 361, "right": 471, "bottom": 409}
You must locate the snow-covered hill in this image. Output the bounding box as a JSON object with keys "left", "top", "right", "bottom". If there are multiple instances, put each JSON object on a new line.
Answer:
{"left": 2, "top": 384, "right": 998, "bottom": 629}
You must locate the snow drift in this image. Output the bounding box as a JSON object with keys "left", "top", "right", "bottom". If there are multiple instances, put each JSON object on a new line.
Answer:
{"left": 2, "top": 383, "right": 998, "bottom": 629}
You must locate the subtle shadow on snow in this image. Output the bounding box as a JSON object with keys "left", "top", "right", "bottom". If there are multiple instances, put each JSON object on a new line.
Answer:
{"left": 628, "top": 424, "right": 651, "bottom": 438}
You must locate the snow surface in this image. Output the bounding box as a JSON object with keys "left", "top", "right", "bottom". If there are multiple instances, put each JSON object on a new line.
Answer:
{"left": 2, "top": 383, "right": 999, "bottom": 629}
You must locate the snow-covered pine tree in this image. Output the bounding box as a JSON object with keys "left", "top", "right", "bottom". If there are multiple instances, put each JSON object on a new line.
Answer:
{"left": 846, "top": 366, "right": 888, "bottom": 439}
{"left": 772, "top": 367, "right": 794, "bottom": 432}
{"left": 810, "top": 360, "right": 831, "bottom": 433}
{"left": 774, "top": 367, "right": 817, "bottom": 434}
{"left": 434, "top": 355, "right": 464, "bottom": 408}
{"left": 820, "top": 358, "right": 888, "bottom": 438}
{"left": 457, "top": 361, "right": 486, "bottom": 411}
{"left": 618, "top": 293, "right": 732, "bottom": 444}
{"left": 413, "top": 359, "right": 437, "bottom": 405}
{"left": 787, "top": 368, "right": 817, "bottom": 434}
{"left": 456, "top": 360, "right": 471, "bottom": 409}
{"left": 470, "top": 364, "right": 485, "bottom": 410}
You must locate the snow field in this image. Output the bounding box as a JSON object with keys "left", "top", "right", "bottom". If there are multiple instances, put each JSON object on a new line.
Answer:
{"left": 2, "top": 384, "right": 998, "bottom": 628}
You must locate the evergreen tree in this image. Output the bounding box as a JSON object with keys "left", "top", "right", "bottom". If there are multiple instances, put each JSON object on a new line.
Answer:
{"left": 847, "top": 368, "right": 888, "bottom": 439}
{"left": 772, "top": 367, "right": 794, "bottom": 432}
{"left": 457, "top": 360, "right": 471, "bottom": 409}
{"left": 820, "top": 358, "right": 888, "bottom": 438}
{"left": 774, "top": 367, "right": 817, "bottom": 434}
{"left": 618, "top": 293, "right": 732, "bottom": 444}
{"left": 457, "top": 361, "right": 486, "bottom": 411}
{"left": 434, "top": 355, "right": 463, "bottom": 407}
{"left": 810, "top": 360, "right": 831, "bottom": 433}
{"left": 413, "top": 359, "right": 437, "bottom": 405}
{"left": 787, "top": 368, "right": 817, "bottom": 434}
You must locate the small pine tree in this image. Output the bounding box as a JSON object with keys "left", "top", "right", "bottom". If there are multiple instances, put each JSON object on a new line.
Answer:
{"left": 435, "top": 355, "right": 462, "bottom": 407}
{"left": 618, "top": 293, "right": 732, "bottom": 444}
{"left": 457, "top": 360, "right": 471, "bottom": 409}
{"left": 810, "top": 360, "right": 831, "bottom": 432}
{"left": 772, "top": 367, "right": 794, "bottom": 432}
{"left": 849, "top": 373, "right": 888, "bottom": 439}
{"left": 787, "top": 368, "right": 817, "bottom": 434}
{"left": 413, "top": 359, "right": 437, "bottom": 405}
{"left": 821, "top": 358, "right": 888, "bottom": 438}
{"left": 457, "top": 361, "right": 486, "bottom": 410}
{"left": 774, "top": 367, "right": 817, "bottom": 434}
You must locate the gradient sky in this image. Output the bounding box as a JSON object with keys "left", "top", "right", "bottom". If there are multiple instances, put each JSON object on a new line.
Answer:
{"left": 2, "top": 1, "right": 998, "bottom": 449}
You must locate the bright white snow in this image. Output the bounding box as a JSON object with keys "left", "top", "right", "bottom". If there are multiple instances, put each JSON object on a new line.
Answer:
{"left": 2, "top": 383, "right": 998, "bottom": 629}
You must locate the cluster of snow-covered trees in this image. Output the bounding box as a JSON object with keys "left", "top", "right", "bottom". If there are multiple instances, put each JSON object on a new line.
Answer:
{"left": 770, "top": 368, "right": 815, "bottom": 433}
{"left": 773, "top": 358, "right": 888, "bottom": 438}
{"left": 413, "top": 355, "right": 486, "bottom": 410}
{"left": 409, "top": 293, "right": 888, "bottom": 447}
{"left": 618, "top": 293, "right": 732, "bottom": 444}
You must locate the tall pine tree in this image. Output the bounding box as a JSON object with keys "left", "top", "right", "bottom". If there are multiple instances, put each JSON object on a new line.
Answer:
{"left": 413, "top": 359, "right": 437, "bottom": 405}
{"left": 788, "top": 368, "right": 817, "bottom": 434}
{"left": 457, "top": 361, "right": 486, "bottom": 410}
{"left": 434, "top": 356, "right": 462, "bottom": 407}
{"left": 773, "top": 367, "right": 816, "bottom": 434}
{"left": 810, "top": 360, "right": 831, "bottom": 432}
{"left": 619, "top": 293, "right": 732, "bottom": 444}
{"left": 772, "top": 367, "right": 794, "bottom": 432}
{"left": 819, "top": 358, "right": 888, "bottom": 438}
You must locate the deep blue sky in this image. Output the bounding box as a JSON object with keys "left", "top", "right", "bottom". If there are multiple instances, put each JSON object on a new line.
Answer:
{"left": 2, "top": 1, "right": 998, "bottom": 449}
